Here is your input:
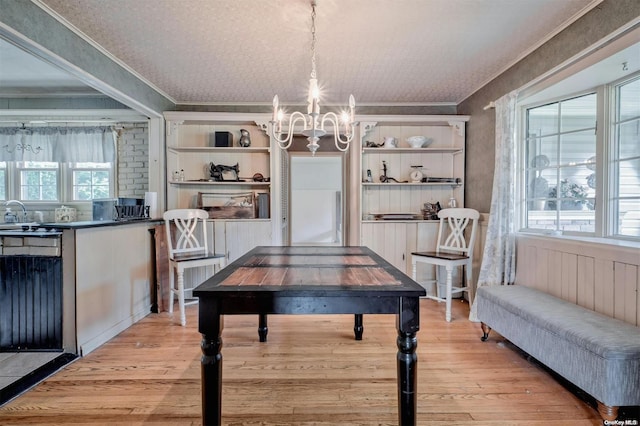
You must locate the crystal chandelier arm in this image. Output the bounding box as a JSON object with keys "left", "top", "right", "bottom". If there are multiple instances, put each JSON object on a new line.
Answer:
{"left": 271, "top": 111, "right": 309, "bottom": 150}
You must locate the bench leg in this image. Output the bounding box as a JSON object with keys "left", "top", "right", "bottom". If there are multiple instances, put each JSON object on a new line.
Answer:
{"left": 480, "top": 322, "right": 491, "bottom": 341}
{"left": 597, "top": 401, "right": 618, "bottom": 421}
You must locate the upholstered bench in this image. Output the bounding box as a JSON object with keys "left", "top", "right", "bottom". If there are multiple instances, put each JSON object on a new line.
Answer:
{"left": 476, "top": 285, "right": 640, "bottom": 420}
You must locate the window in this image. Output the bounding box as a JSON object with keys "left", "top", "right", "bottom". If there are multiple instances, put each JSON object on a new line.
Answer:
{"left": 521, "top": 71, "right": 640, "bottom": 241}
{"left": 71, "top": 162, "right": 112, "bottom": 200}
{"left": 0, "top": 125, "right": 116, "bottom": 205}
{"left": 1, "top": 161, "right": 113, "bottom": 203}
{"left": 524, "top": 93, "right": 597, "bottom": 233}
{"left": 613, "top": 76, "right": 640, "bottom": 237}
{"left": 18, "top": 161, "right": 59, "bottom": 201}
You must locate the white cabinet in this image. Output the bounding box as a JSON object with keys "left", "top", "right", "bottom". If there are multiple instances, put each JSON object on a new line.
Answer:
{"left": 163, "top": 111, "right": 276, "bottom": 262}
{"left": 164, "top": 112, "right": 273, "bottom": 216}
{"left": 356, "top": 116, "right": 469, "bottom": 275}
{"left": 361, "top": 221, "right": 414, "bottom": 273}
{"left": 213, "top": 219, "right": 272, "bottom": 263}
{"left": 361, "top": 221, "right": 442, "bottom": 277}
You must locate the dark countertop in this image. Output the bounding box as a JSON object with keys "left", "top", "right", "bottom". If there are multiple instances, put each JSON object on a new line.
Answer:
{"left": 0, "top": 218, "right": 163, "bottom": 236}
{"left": 38, "top": 218, "right": 163, "bottom": 230}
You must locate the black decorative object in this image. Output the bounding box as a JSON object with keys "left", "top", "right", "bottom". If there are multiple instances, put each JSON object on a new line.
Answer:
{"left": 379, "top": 160, "right": 407, "bottom": 183}
{"left": 214, "top": 131, "right": 233, "bottom": 147}
{"left": 209, "top": 162, "right": 240, "bottom": 181}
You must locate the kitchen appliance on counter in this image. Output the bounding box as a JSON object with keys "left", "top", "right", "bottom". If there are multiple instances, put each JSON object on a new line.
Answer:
{"left": 92, "top": 198, "right": 116, "bottom": 221}
{"left": 92, "top": 198, "right": 148, "bottom": 221}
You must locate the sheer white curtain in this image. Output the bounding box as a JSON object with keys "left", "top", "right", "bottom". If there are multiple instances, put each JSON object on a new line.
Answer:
{"left": 0, "top": 127, "right": 115, "bottom": 162}
{"left": 469, "top": 90, "right": 518, "bottom": 322}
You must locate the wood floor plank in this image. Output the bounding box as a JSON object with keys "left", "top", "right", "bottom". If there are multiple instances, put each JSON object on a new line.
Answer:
{"left": 0, "top": 298, "right": 608, "bottom": 424}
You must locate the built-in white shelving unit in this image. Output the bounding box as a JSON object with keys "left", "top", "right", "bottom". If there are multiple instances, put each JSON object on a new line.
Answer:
{"left": 354, "top": 115, "right": 470, "bottom": 274}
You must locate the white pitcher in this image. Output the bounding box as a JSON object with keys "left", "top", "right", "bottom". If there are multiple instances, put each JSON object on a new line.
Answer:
{"left": 383, "top": 137, "right": 397, "bottom": 148}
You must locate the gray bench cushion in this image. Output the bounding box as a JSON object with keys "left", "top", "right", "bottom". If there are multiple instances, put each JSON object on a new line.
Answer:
{"left": 477, "top": 285, "right": 640, "bottom": 407}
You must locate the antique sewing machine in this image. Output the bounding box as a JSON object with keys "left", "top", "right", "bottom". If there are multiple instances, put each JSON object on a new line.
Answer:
{"left": 209, "top": 162, "right": 240, "bottom": 181}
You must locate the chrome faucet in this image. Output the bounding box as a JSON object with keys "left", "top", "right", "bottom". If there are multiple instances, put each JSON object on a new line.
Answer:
{"left": 5, "top": 200, "right": 27, "bottom": 223}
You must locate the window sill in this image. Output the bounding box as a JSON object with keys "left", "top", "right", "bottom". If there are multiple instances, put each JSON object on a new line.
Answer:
{"left": 517, "top": 230, "right": 640, "bottom": 250}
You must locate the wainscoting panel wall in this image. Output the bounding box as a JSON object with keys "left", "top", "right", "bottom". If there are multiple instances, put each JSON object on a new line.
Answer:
{"left": 0, "top": 256, "right": 62, "bottom": 350}
{"left": 515, "top": 234, "right": 639, "bottom": 327}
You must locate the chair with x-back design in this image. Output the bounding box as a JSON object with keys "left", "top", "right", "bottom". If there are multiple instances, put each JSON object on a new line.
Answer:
{"left": 411, "top": 208, "right": 479, "bottom": 322}
{"left": 163, "top": 209, "right": 226, "bottom": 326}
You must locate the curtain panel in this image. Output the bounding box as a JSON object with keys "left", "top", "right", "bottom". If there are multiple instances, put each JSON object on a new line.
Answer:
{"left": 469, "top": 90, "right": 518, "bottom": 322}
{"left": 0, "top": 127, "right": 116, "bottom": 163}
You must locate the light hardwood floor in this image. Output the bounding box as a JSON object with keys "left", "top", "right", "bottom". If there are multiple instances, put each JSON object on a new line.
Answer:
{"left": 0, "top": 298, "right": 605, "bottom": 425}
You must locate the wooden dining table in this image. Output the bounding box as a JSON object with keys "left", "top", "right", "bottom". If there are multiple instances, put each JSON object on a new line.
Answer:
{"left": 193, "top": 245, "right": 426, "bottom": 425}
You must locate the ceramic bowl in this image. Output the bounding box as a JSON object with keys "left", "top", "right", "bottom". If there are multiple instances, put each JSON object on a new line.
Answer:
{"left": 406, "top": 136, "right": 430, "bottom": 148}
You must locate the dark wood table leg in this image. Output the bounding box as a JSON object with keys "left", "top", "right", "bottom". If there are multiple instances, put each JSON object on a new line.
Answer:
{"left": 396, "top": 297, "right": 420, "bottom": 425}
{"left": 354, "top": 314, "right": 363, "bottom": 340}
{"left": 200, "top": 307, "right": 224, "bottom": 426}
{"left": 258, "top": 313, "right": 268, "bottom": 342}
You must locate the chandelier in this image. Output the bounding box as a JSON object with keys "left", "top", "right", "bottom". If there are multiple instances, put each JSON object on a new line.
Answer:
{"left": 270, "top": 0, "right": 356, "bottom": 155}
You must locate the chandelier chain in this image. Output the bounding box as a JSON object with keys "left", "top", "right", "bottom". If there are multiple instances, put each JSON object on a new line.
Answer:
{"left": 310, "top": 1, "right": 317, "bottom": 79}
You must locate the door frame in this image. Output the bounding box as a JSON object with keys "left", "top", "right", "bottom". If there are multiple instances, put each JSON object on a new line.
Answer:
{"left": 287, "top": 152, "right": 346, "bottom": 246}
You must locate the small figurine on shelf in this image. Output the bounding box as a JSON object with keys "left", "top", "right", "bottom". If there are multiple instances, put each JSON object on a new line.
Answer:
{"left": 238, "top": 129, "right": 251, "bottom": 147}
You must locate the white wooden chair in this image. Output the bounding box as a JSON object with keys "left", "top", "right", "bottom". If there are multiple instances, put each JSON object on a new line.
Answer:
{"left": 411, "top": 208, "right": 479, "bottom": 322}
{"left": 163, "top": 209, "right": 225, "bottom": 326}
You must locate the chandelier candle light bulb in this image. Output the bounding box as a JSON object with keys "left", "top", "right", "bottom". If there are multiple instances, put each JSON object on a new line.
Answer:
{"left": 270, "top": 0, "right": 356, "bottom": 155}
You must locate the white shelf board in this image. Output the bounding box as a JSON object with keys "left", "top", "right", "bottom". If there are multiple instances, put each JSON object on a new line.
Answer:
{"left": 170, "top": 180, "right": 271, "bottom": 186}
{"left": 362, "top": 182, "right": 462, "bottom": 187}
{"left": 168, "top": 146, "right": 270, "bottom": 153}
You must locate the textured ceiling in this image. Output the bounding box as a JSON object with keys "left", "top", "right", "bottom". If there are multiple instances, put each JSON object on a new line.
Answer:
{"left": 30, "top": 0, "right": 598, "bottom": 105}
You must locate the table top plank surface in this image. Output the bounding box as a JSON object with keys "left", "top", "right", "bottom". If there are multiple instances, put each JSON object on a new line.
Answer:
{"left": 194, "top": 246, "right": 425, "bottom": 297}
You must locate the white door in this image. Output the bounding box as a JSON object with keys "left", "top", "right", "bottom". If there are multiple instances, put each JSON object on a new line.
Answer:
{"left": 290, "top": 155, "right": 343, "bottom": 245}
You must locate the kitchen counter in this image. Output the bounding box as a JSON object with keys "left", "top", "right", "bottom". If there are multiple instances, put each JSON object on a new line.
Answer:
{"left": 64, "top": 220, "right": 157, "bottom": 356}
{"left": 0, "top": 218, "right": 162, "bottom": 235}
{"left": 0, "top": 218, "right": 158, "bottom": 356}
{"left": 38, "top": 218, "right": 163, "bottom": 230}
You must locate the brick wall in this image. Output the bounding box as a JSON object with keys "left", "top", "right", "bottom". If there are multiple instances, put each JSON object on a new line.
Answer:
{"left": 117, "top": 123, "right": 149, "bottom": 198}
{"left": 0, "top": 235, "right": 61, "bottom": 256}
